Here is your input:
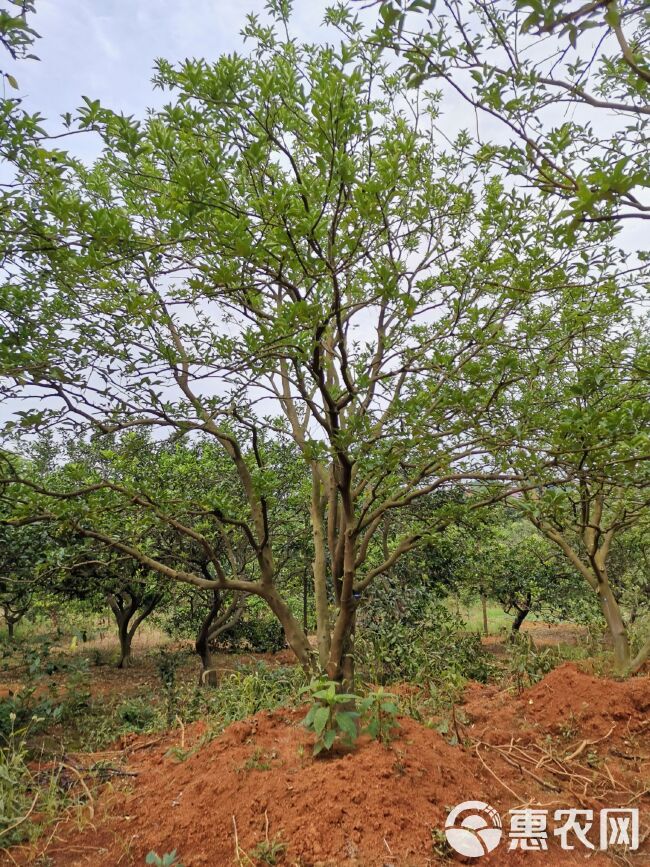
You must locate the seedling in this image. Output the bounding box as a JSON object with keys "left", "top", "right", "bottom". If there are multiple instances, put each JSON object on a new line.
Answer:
{"left": 145, "top": 851, "right": 184, "bottom": 867}
{"left": 302, "top": 677, "right": 359, "bottom": 755}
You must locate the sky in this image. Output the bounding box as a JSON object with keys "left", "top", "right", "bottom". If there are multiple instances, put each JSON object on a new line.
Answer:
{"left": 8, "top": 0, "right": 373, "bottom": 140}
{"left": 6, "top": 0, "right": 644, "bottom": 252}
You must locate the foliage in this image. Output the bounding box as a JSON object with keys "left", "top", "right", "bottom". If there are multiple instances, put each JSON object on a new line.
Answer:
{"left": 302, "top": 678, "right": 360, "bottom": 756}
{"left": 0, "top": 638, "right": 64, "bottom": 740}
{"left": 374, "top": 0, "right": 650, "bottom": 229}
{"left": 0, "top": 714, "right": 78, "bottom": 847}
{"left": 117, "top": 697, "right": 157, "bottom": 732}
{"left": 506, "top": 634, "right": 564, "bottom": 693}
{"left": 1, "top": 4, "right": 630, "bottom": 687}
{"left": 145, "top": 851, "right": 184, "bottom": 867}
{"left": 248, "top": 835, "right": 287, "bottom": 866}
{"left": 223, "top": 601, "right": 286, "bottom": 654}
{"left": 359, "top": 687, "right": 400, "bottom": 744}
{"left": 357, "top": 602, "right": 496, "bottom": 686}
{"left": 0, "top": 713, "right": 32, "bottom": 844}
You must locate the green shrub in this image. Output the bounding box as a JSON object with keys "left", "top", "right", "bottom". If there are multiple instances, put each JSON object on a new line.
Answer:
{"left": 357, "top": 601, "right": 495, "bottom": 686}
{"left": 218, "top": 599, "right": 285, "bottom": 653}
{"left": 359, "top": 687, "right": 400, "bottom": 744}
{"left": 200, "top": 662, "right": 305, "bottom": 727}
{"left": 117, "top": 697, "right": 157, "bottom": 731}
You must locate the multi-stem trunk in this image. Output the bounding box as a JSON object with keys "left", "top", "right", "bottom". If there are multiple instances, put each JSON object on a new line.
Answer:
{"left": 108, "top": 591, "right": 160, "bottom": 669}
{"left": 195, "top": 593, "right": 220, "bottom": 687}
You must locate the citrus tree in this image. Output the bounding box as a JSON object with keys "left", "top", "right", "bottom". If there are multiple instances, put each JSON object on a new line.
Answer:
{"left": 0, "top": 5, "right": 631, "bottom": 683}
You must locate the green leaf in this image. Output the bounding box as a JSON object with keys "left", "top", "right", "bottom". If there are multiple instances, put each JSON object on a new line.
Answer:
{"left": 313, "top": 706, "right": 330, "bottom": 735}
{"left": 335, "top": 711, "right": 359, "bottom": 741}
{"left": 5, "top": 73, "right": 19, "bottom": 89}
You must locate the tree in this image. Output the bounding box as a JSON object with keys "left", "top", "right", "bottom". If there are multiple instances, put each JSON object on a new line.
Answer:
{"left": 166, "top": 586, "right": 246, "bottom": 685}
{"left": 0, "top": 512, "right": 52, "bottom": 641}
{"left": 478, "top": 518, "right": 593, "bottom": 635}
{"left": 0, "top": 5, "right": 629, "bottom": 684}
{"left": 371, "top": 0, "right": 650, "bottom": 228}
{"left": 470, "top": 308, "right": 650, "bottom": 672}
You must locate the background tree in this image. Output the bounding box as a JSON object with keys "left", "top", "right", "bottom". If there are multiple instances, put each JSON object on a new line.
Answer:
{"left": 477, "top": 518, "right": 594, "bottom": 635}
{"left": 471, "top": 307, "right": 650, "bottom": 671}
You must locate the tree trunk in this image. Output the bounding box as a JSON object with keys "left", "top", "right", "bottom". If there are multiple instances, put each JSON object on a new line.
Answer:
{"left": 629, "top": 635, "right": 650, "bottom": 674}
{"left": 263, "top": 587, "right": 315, "bottom": 673}
{"left": 511, "top": 606, "right": 529, "bottom": 634}
{"left": 195, "top": 590, "right": 221, "bottom": 687}
{"left": 117, "top": 618, "right": 133, "bottom": 669}
{"left": 339, "top": 610, "right": 356, "bottom": 691}
{"left": 511, "top": 592, "right": 532, "bottom": 635}
{"left": 7, "top": 618, "right": 15, "bottom": 642}
{"left": 197, "top": 645, "right": 218, "bottom": 686}
{"left": 597, "top": 578, "right": 630, "bottom": 673}
{"left": 481, "top": 594, "right": 489, "bottom": 635}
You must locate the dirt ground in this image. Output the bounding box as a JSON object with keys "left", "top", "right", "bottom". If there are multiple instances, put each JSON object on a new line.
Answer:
{"left": 5, "top": 662, "right": 648, "bottom": 867}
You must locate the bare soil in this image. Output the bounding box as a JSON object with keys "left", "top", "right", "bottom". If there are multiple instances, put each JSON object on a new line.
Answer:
{"left": 6, "top": 663, "right": 648, "bottom": 867}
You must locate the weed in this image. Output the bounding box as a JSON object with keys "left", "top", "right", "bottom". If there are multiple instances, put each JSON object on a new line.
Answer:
{"left": 359, "top": 687, "right": 400, "bottom": 744}
{"left": 248, "top": 835, "right": 287, "bottom": 865}
{"left": 431, "top": 827, "right": 454, "bottom": 860}
{"left": 146, "top": 851, "right": 184, "bottom": 867}
{"left": 241, "top": 747, "right": 273, "bottom": 772}
{"left": 117, "top": 696, "right": 156, "bottom": 732}
{"left": 0, "top": 714, "right": 34, "bottom": 844}
{"left": 506, "top": 634, "right": 561, "bottom": 692}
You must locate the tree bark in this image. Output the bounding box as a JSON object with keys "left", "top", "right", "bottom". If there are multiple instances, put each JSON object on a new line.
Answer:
{"left": 481, "top": 594, "right": 489, "bottom": 635}
{"left": 194, "top": 588, "right": 246, "bottom": 687}
{"left": 117, "top": 617, "right": 133, "bottom": 669}
{"left": 629, "top": 635, "right": 650, "bottom": 674}
{"left": 596, "top": 577, "right": 630, "bottom": 673}
{"left": 108, "top": 590, "right": 160, "bottom": 669}
{"left": 263, "top": 586, "right": 315, "bottom": 673}
{"left": 511, "top": 606, "right": 529, "bottom": 634}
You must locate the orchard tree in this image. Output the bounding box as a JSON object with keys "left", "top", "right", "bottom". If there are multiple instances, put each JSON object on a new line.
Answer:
{"left": 0, "top": 5, "right": 630, "bottom": 683}
{"left": 472, "top": 311, "right": 650, "bottom": 672}
{"left": 168, "top": 586, "right": 246, "bottom": 685}
{"left": 371, "top": 0, "right": 650, "bottom": 227}
{"left": 0, "top": 493, "right": 54, "bottom": 641}
{"left": 478, "top": 519, "right": 593, "bottom": 635}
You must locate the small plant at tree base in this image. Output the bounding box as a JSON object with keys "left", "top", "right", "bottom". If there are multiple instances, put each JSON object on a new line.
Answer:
{"left": 145, "top": 851, "right": 183, "bottom": 867}
{"left": 302, "top": 678, "right": 359, "bottom": 756}
{"left": 156, "top": 649, "right": 181, "bottom": 727}
{"left": 359, "top": 688, "right": 400, "bottom": 744}
{"left": 248, "top": 835, "right": 287, "bottom": 865}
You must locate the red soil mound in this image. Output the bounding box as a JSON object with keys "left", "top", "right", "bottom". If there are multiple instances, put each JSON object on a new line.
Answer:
{"left": 9, "top": 664, "right": 649, "bottom": 867}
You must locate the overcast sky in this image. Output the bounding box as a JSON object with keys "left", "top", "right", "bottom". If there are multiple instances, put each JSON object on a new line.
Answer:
{"left": 4, "top": 0, "right": 643, "bottom": 251}
{"left": 9, "top": 1, "right": 369, "bottom": 130}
